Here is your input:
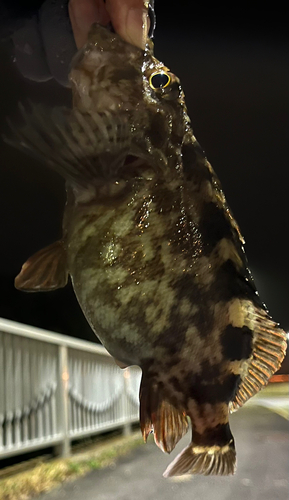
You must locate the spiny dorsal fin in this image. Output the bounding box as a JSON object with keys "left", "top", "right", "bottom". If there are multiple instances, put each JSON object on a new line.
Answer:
{"left": 15, "top": 240, "right": 68, "bottom": 291}
{"left": 5, "top": 104, "right": 131, "bottom": 187}
{"left": 230, "top": 304, "right": 287, "bottom": 412}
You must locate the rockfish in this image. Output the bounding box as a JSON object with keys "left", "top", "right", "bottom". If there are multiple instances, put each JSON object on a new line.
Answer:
{"left": 9, "top": 24, "right": 287, "bottom": 477}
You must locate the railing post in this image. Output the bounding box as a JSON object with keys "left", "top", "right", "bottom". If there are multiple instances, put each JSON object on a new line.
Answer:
{"left": 0, "top": 319, "right": 142, "bottom": 460}
{"left": 55, "top": 345, "right": 70, "bottom": 457}
{"left": 0, "top": 332, "right": 5, "bottom": 451}
{"left": 122, "top": 368, "right": 132, "bottom": 436}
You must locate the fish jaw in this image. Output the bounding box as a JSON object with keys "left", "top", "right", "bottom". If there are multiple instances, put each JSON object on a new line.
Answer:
{"left": 70, "top": 46, "right": 143, "bottom": 114}
{"left": 6, "top": 24, "right": 190, "bottom": 192}
{"left": 70, "top": 23, "right": 146, "bottom": 115}
{"left": 69, "top": 24, "right": 189, "bottom": 173}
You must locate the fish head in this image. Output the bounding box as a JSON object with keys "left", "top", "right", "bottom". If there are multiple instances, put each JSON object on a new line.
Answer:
{"left": 70, "top": 23, "right": 145, "bottom": 113}
{"left": 69, "top": 24, "right": 191, "bottom": 180}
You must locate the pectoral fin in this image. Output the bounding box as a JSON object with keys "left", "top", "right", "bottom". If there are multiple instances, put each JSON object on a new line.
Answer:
{"left": 6, "top": 104, "right": 131, "bottom": 187}
{"left": 15, "top": 240, "right": 68, "bottom": 291}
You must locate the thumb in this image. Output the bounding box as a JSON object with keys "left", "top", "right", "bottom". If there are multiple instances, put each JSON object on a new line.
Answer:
{"left": 106, "top": 0, "right": 150, "bottom": 49}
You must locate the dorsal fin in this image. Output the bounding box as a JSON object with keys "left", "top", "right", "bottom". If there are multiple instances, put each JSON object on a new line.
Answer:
{"left": 15, "top": 240, "right": 68, "bottom": 291}
{"left": 230, "top": 304, "right": 287, "bottom": 412}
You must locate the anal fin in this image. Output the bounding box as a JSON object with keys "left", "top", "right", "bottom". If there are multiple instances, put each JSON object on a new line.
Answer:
{"left": 15, "top": 240, "right": 68, "bottom": 291}
{"left": 140, "top": 375, "right": 188, "bottom": 453}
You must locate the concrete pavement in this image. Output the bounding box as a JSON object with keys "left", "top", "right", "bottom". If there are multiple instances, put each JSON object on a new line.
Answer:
{"left": 38, "top": 401, "right": 289, "bottom": 500}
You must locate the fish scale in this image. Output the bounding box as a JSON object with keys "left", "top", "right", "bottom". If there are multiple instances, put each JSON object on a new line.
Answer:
{"left": 6, "top": 23, "right": 287, "bottom": 478}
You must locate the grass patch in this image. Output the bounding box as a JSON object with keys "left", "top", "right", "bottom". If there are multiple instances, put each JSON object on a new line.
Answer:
{"left": 0, "top": 432, "right": 144, "bottom": 500}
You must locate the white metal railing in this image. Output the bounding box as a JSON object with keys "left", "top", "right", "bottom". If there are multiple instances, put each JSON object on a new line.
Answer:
{"left": 0, "top": 317, "right": 142, "bottom": 460}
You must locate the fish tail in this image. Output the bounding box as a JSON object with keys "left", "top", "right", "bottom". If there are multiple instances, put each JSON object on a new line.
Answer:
{"left": 163, "top": 422, "right": 236, "bottom": 477}
{"left": 140, "top": 374, "right": 188, "bottom": 453}
{"left": 163, "top": 436, "right": 236, "bottom": 477}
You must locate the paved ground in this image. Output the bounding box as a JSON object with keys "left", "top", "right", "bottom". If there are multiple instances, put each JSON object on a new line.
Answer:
{"left": 39, "top": 391, "right": 289, "bottom": 500}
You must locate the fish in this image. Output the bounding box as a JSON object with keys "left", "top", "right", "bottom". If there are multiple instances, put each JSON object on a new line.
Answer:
{"left": 7, "top": 23, "right": 287, "bottom": 477}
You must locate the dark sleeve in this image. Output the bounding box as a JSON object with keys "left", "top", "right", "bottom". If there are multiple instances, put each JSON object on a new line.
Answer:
{"left": 0, "top": 0, "right": 156, "bottom": 87}
{"left": 0, "top": 0, "right": 77, "bottom": 87}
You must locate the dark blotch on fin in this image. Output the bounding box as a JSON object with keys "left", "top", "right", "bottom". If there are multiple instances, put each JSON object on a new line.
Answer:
{"left": 231, "top": 306, "right": 287, "bottom": 412}
{"left": 15, "top": 240, "right": 68, "bottom": 291}
{"left": 199, "top": 201, "right": 233, "bottom": 251}
{"left": 221, "top": 325, "right": 253, "bottom": 361}
{"left": 213, "top": 259, "right": 264, "bottom": 308}
{"left": 181, "top": 141, "right": 210, "bottom": 184}
{"left": 140, "top": 375, "right": 188, "bottom": 453}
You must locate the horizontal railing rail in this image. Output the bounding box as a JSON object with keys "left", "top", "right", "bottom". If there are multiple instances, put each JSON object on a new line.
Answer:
{"left": 0, "top": 318, "right": 141, "bottom": 460}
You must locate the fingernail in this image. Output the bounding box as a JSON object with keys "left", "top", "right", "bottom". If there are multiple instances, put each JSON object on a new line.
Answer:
{"left": 126, "top": 8, "right": 149, "bottom": 49}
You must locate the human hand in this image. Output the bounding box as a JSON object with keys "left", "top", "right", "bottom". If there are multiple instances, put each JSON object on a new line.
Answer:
{"left": 69, "top": 0, "right": 155, "bottom": 50}
{"left": 5, "top": 0, "right": 155, "bottom": 86}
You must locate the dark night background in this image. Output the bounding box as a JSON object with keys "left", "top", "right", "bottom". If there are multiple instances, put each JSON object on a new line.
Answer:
{"left": 0, "top": 2, "right": 288, "bottom": 345}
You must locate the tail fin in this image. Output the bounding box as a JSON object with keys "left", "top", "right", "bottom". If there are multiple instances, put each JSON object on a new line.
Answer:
{"left": 163, "top": 419, "right": 236, "bottom": 477}
{"left": 163, "top": 439, "right": 236, "bottom": 477}
{"left": 140, "top": 375, "right": 188, "bottom": 454}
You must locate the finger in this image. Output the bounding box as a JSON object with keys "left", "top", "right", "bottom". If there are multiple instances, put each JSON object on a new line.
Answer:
{"left": 39, "top": 0, "right": 77, "bottom": 86}
{"left": 68, "top": 0, "right": 110, "bottom": 48}
{"left": 106, "top": 0, "right": 150, "bottom": 49}
{"left": 12, "top": 15, "right": 52, "bottom": 83}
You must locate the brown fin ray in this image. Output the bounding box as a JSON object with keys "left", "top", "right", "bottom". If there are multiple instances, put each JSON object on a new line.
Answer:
{"left": 5, "top": 104, "right": 131, "bottom": 187}
{"left": 230, "top": 305, "right": 287, "bottom": 412}
{"left": 140, "top": 376, "right": 188, "bottom": 453}
{"left": 163, "top": 440, "right": 236, "bottom": 477}
{"left": 163, "top": 410, "right": 236, "bottom": 478}
{"left": 15, "top": 240, "right": 68, "bottom": 291}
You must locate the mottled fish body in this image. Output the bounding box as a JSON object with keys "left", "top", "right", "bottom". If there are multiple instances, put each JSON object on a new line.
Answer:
{"left": 9, "top": 25, "right": 287, "bottom": 477}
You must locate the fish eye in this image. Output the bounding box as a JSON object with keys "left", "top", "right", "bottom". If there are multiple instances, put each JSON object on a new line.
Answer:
{"left": 149, "top": 71, "right": 171, "bottom": 90}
